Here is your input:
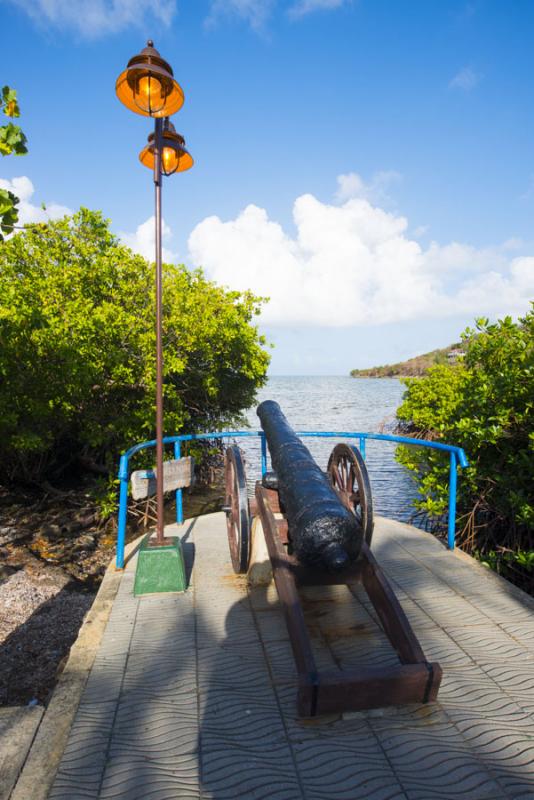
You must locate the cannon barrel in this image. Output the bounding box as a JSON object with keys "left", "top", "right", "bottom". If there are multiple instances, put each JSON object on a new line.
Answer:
{"left": 257, "top": 400, "right": 363, "bottom": 571}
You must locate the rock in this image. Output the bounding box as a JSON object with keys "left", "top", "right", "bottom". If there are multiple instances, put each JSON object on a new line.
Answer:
{"left": 71, "top": 534, "right": 96, "bottom": 553}
{"left": 40, "top": 524, "right": 62, "bottom": 541}
{"left": 0, "top": 527, "right": 30, "bottom": 546}
{"left": 76, "top": 512, "right": 99, "bottom": 528}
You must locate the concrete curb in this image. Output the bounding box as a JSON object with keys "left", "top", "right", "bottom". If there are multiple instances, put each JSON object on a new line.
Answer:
{"left": 452, "top": 541, "right": 534, "bottom": 609}
{"left": 9, "top": 535, "right": 143, "bottom": 800}
{"left": 0, "top": 707, "right": 43, "bottom": 800}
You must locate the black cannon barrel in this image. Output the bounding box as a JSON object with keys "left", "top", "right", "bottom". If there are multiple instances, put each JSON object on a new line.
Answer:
{"left": 257, "top": 400, "right": 363, "bottom": 571}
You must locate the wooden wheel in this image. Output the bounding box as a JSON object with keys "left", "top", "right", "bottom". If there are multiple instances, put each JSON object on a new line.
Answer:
{"left": 327, "top": 443, "right": 374, "bottom": 546}
{"left": 223, "top": 446, "right": 251, "bottom": 573}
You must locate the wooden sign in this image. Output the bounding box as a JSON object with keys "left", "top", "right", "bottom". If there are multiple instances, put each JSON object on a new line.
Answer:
{"left": 131, "top": 457, "right": 194, "bottom": 500}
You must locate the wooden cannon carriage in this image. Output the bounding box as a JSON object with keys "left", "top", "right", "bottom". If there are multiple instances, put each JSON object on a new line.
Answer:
{"left": 223, "top": 401, "right": 442, "bottom": 717}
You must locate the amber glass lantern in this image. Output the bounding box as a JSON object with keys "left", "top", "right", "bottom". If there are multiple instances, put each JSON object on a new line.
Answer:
{"left": 115, "top": 40, "right": 184, "bottom": 118}
{"left": 139, "top": 121, "right": 193, "bottom": 176}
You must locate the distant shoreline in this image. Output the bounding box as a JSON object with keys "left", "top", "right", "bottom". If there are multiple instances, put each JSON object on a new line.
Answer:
{"left": 350, "top": 341, "right": 464, "bottom": 380}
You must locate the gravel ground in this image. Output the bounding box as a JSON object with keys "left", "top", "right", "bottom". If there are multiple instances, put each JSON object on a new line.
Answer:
{"left": 0, "top": 565, "right": 94, "bottom": 705}
{"left": 0, "top": 477, "right": 223, "bottom": 707}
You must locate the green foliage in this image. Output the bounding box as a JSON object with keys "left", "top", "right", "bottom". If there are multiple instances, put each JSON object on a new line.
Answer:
{"left": 0, "top": 121, "right": 28, "bottom": 156}
{"left": 478, "top": 548, "right": 534, "bottom": 593}
{"left": 1, "top": 86, "right": 21, "bottom": 120}
{"left": 0, "top": 86, "right": 28, "bottom": 241}
{"left": 396, "top": 308, "right": 534, "bottom": 555}
{"left": 0, "top": 188, "right": 19, "bottom": 237}
{"left": 93, "top": 476, "right": 122, "bottom": 519}
{"left": 0, "top": 208, "right": 269, "bottom": 483}
{"left": 479, "top": 549, "right": 534, "bottom": 573}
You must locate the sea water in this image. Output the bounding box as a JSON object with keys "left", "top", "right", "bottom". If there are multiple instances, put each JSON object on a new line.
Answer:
{"left": 237, "top": 376, "right": 420, "bottom": 525}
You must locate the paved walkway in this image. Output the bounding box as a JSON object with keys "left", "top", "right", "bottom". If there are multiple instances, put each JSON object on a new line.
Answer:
{"left": 48, "top": 513, "right": 534, "bottom": 799}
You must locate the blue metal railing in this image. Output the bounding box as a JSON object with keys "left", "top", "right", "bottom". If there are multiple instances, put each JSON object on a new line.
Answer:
{"left": 116, "top": 430, "right": 468, "bottom": 569}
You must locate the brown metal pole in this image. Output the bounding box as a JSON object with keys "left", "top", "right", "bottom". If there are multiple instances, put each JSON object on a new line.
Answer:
{"left": 154, "top": 116, "right": 165, "bottom": 544}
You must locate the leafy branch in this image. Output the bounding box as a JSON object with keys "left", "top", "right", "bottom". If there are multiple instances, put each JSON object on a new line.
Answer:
{"left": 396, "top": 307, "right": 534, "bottom": 592}
{"left": 0, "top": 86, "right": 28, "bottom": 241}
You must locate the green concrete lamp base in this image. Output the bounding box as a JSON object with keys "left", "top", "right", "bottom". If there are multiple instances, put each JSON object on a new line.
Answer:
{"left": 134, "top": 535, "right": 187, "bottom": 596}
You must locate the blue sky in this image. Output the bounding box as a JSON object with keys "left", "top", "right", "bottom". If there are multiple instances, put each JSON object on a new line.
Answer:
{"left": 1, "top": 0, "right": 533, "bottom": 374}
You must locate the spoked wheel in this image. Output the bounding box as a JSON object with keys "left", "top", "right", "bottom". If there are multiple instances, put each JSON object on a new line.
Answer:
{"left": 223, "top": 446, "right": 251, "bottom": 573}
{"left": 327, "top": 443, "right": 374, "bottom": 546}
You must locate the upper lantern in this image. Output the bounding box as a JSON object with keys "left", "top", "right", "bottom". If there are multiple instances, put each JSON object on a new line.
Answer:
{"left": 115, "top": 41, "right": 184, "bottom": 118}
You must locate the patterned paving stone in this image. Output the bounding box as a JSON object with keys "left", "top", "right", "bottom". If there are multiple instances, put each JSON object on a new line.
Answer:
{"left": 445, "top": 626, "right": 534, "bottom": 664}
{"left": 197, "top": 640, "right": 271, "bottom": 691}
{"left": 466, "top": 595, "right": 534, "bottom": 624}
{"left": 48, "top": 514, "right": 534, "bottom": 800}
{"left": 327, "top": 633, "right": 400, "bottom": 671}
{"left": 379, "top": 729, "right": 502, "bottom": 799}
{"left": 366, "top": 703, "right": 450, "bottom": 731}
{"left": 200, "top": 687, "right": 285, "bottom": 750}
{"left": 48, "top": 774, "right": 101, "bottom": 800}
{"left": 414, "top": 628, "right": 478, "bottom": 667}
{"left": 111, "top": 699, "right": 198, "bottom": 756}
{"left": 122, "top": 651, "right": 197, "bottom": 690}
{"left": 196, "top": 604, "right": 253, "bottom": 630}
{"left": 262, "top": 638, "right": 306, "bottom": 685}
{"left": 274, "top": 683, "right": 343, "bottom": 738}
{"left": 417, "top": 596, "right": 494, "bottom": 628}
{"left": 385, "top": 597, "right": 438, "bottom": 630}
{"left": 446, "top": 705, "right": 533, "bottom": 731}
{"left": 479, "top": 664, "right": 534, "bottom": 715}
{"left": 498, "top": 622, "right": 534, "bottom": 651}
{"left": 201, "top": 746, "right": 302, "bottom": 800}
{"left": 395, "top": 537, "right": 448, "bottom": 556}
{"left": 48, "top": 703, "right": 117, "bottom": 800}
{"left": 419, "top": 558, "right": 483, "bottom": 591}
{"left": 294, "top": 738, "right": 400, "bottom": 800}
{"left": 302, "top": 595, "right": 376, "bottom": 633}
{"left": 308, "top": 789, "right": 406, "bottom": 800}
{"left": 99, "top": 754, "right": 199, "bottom": 800}
{"left": 443, "top": 714, "right": 534, "bottom": 797}
{"left": 253, "top": 608, "right": 291, "bottom": 642}
{"left": 381, "top": 564, "right": 441, "bottom": 595}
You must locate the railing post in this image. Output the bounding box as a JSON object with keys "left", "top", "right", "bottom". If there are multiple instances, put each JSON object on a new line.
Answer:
{"left": 174, "top": 439, "right": 184, "bottom": 524}
{"left": 116, "top": 454, "right": 129, "bottom": 569}
{"left": 448, "top": 451, "right": 457, "bottom": 550}
{"left": 261, "top": 432, "right": 268, "bottom": 476}
{"left": 359, "top": 436, "right": 366, "bottom": 460}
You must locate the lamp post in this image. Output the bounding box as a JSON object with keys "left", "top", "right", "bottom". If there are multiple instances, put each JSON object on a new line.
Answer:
{"left": 116, "top": 41, "right": 193, "bottom": 547}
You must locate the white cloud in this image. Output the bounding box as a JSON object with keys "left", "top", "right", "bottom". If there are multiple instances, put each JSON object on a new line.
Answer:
{"left": 413, "top": 225, "right": 429, "bottom": 238}
{"left": 0, "top": 176, "right": 72, "bottom": 231}
{"left": 188, "top": 181, "right": 534, "bottom": 327}
{"left": 336, "top": 170, "right": 402, "bottom": 205}
{"left": 6, "top": 0, "right": 176, "bottom": 38}
{"left": 449, "top": 66, "right": 482, "bottom": 91}
{"left": 501, "top": 237, "right": 523, "bottom": 251}
{"left": 119, "top": 215, "right": 178, "bottom": 263}
{"left": 206, "top": 0, "right": 350, "bottom": 29}
{"left": 288, "top": 0, "right": 349, "bottom": 19}
{"left": 206, "top": 0, "right": 275, "bottom": 31}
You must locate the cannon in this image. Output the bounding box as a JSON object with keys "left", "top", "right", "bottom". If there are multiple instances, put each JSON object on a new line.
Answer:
{"left": 223, "top": 402, "right": 442, "bottom": 716}
{"left": 257, "top": 400, "right": 363, "bottom": 572}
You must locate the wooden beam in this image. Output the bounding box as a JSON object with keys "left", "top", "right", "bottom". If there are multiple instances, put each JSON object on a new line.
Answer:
{"left": 256, "top": 484, "right": 318, "bottom": 683}
{"left": 298, "top": 662, "right": 442, "bottom": 716}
